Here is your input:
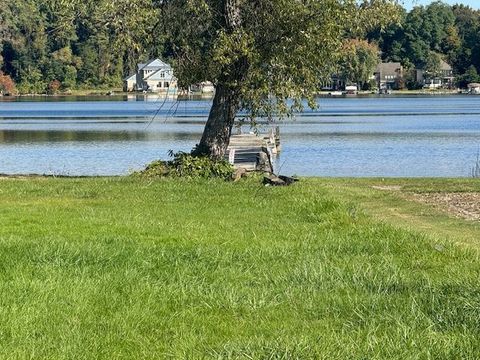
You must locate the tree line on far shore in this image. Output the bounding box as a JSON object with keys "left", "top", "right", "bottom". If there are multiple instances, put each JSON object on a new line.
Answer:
{"left": 368, "top": 1, "right": 480, "bottom": 89}
{"left": 0, "top": 0, "right": 479, "bottom": 95}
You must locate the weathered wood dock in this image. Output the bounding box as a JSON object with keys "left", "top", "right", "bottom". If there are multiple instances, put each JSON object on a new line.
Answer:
{"left": 226, "top": 128, "right": 280, "bottom": 173}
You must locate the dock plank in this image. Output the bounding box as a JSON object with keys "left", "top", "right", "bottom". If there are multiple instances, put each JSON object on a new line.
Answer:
{"left": 227, "top": 133, "right": 278, "bottom": 173}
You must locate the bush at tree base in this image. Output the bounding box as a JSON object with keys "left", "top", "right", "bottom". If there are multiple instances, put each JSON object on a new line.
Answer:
{"left": 135, "top": 152, "right": 234, "bottom": 180}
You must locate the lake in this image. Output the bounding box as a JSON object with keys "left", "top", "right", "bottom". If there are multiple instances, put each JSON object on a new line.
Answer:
{"left": 0, "top": 95, "right": 480, "bottom": 177}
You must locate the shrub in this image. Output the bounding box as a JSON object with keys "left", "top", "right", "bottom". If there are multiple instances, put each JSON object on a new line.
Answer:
{"left": 18, "top": 68, "right": 47, "bottom": 94}
{"left": 48, "top": 80, "right": 62, "bottom": 94}
{"left": 136, "top": 152, "right": 234, "bottom": 180}
{"left": 0, "top": 71, "right": 17, "bottom": 95}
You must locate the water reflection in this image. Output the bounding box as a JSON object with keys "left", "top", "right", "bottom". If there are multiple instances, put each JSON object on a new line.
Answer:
{"left": 0, "top": 95, "right": 480, "bottom": 176}
{"left": 0, "top": 130, "right": 199, "bottom": 143}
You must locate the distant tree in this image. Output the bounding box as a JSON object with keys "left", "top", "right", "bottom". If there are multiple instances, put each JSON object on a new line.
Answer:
{"left": 367, "top": 7, "right": 406, "bottom": 62}
{"left": 63, "top": 66, "right": 78, "bottom": 89}
{"left": 370, "top": 1, "right": 458, "bottom": 70}
{"left": 456, "top": 65, "right": 480, "bottom": 88}
{"left": 424, "top": 51, "right": 442, "bottom": 79}
{"left": 0, "top": 71, "right": 17, "bottom": 95}
{"left": 339, "top": 39, "right": 380, "bottom": 88}
{"left": 18, "top": 68, "right": 47, "bottom": 94}
{"left": 1, "top": 0, "right": 158, "bottom": 88}
{"left": 451, "top": 5, "right": 480, "bottom": 75}
{"left": 443, "top": 25, "right": 461, "bottom": 60}
{"left": 425, "top": 1, "right": 455, "bottom": 52}
{"left": 48, "top": 79, "right": 61, "bottom": 94}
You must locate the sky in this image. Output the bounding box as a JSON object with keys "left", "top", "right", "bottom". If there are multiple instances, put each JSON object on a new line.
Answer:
{"left": 403, "top": 0, "right": 480, "bottom": 10}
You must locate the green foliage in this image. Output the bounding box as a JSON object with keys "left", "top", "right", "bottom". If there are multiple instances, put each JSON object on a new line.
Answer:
{"left": 456, "top": 65, "right": 480, "bottom": 88}
{"left": 63, "top": 65, "right": 78, "bottom": 89}
{"left": 0, "top": 0, "right": 160, "bottom": 89}
{"left": 369, "top": 2, "right": 480, "bottom": 87}
{"left": 137, "top": 152, "right": 234, "bottom": 180}
{"left": 424, "top": 51, "right": 442, "bottom": 78}
{"left": 161, "top": 0, "right": 401, "bottom": 119}
{"left": 1, "top": 0, "right": 479, "bottom": 93}
{"left": 338, "top": 39, "right": 380, "bottom": 87}
{"left": 18, "top": 68, "right": 47, "bottom": 94}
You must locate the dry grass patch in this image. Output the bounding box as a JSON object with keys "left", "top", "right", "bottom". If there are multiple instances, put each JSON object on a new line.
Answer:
{"left": 410, "top": 192, "right": 480, "bottom": 221}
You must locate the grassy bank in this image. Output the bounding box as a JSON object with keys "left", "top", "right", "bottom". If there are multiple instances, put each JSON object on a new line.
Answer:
{"left": 0, "top": 177, "right": 479, "bottom": 358}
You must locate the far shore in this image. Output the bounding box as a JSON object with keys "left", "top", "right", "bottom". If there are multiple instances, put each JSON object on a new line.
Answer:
{"left": 0, "top": 88, "right": 470, "bottom": 99}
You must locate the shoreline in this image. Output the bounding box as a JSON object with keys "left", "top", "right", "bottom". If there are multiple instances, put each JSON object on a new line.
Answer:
{"left": 0, "top": 173, "right": 474, "bottom": 180}
{"left": 0, "top": 89, "right": 469, "bottom": 99}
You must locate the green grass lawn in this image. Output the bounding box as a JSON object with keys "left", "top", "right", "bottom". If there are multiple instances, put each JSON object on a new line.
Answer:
{"left": 0, "top": 177, "right": 479, "bottom": 359}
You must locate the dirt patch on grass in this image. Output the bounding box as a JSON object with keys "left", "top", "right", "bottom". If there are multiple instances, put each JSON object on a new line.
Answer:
{"left": 410, "top": 192, "right": 480, "bottom": 221}
{"left": 372, "top": 185, "right": 403, "bottom": 191}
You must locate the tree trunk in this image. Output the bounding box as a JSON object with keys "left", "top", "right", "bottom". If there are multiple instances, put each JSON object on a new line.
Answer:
{"left": 192, "top": 0, "right": 244, "bottom": 159}
{"left": 193, "top": 83, "right": 239, "bottom": 159}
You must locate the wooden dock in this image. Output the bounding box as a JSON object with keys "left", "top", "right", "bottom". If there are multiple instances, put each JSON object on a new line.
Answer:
{"left": 226, "top": 128, "right": 280, "bottom": 172}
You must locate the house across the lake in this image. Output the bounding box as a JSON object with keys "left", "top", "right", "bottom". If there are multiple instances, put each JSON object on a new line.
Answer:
{"left": 374, "top": 62, "right": 403, "bottom": 90}
{"left": 416, "top": 60, "right": 454, "bottom": 89}
{"left": 189, "top": 82, "right": 215, "bottom": 94}
{"left": 124, "top": 59, "right": 177, "bottom": 93}
{"left": 468, "top": 83, "right": 480, "bottom": 94}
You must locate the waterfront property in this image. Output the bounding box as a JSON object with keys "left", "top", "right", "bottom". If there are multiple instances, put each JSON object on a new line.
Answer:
{"left": 124, "top": 58, "right": 177, "bottom": 93}
{"left": 468, "top": 83, "right": 480, "bottom": 94}
{"left": 124, "top": 74, "right": 137, "bottom": 92}
{"left": 188, "top": 81, "right": 215, "bottom": 94}
{"left": 416, "top": 60, "right": 455, "bottom": 89}
{"left": 374, "top": 62, "right": 403, "bottom": 90}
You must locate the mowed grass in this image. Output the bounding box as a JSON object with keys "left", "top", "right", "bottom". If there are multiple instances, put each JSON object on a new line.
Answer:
{"left": 0, "top": 177, "right": 479, "bottom": 359}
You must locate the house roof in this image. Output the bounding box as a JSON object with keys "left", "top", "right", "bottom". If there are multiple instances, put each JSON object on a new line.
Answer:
{"left": 416, "top": 59, "right": 452, "bottom": 72}
{"left": 440, "top": 60, "right": 452, "bottom": 71}
{"left": 124, "top": 74, "right": 136, "bottom": 81}
{"left": 375, "top": 62, "right": 402, "bottom": 77}
{"left": 138, "top": 58, "right": 171, "bottom": 71}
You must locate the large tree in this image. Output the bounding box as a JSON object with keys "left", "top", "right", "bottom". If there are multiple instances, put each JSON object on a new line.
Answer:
{"left": 160, "top": 0, "right": 400, "bottom": 159}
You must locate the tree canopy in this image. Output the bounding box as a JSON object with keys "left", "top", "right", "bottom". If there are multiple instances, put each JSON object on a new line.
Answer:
{"left": 159, "top": 0, "right": 400, "bottom": 157}
{"left": 338, "top": 39, "right": 380, "bottom": 88}
{"left": 368, "top": 1, "right": 480, "bottom": 84}
{"left": 162, "top": 0, "right": 399, "bottom": 115}
{"left": 0, "top": 0, "right": 159, "bottom": 92}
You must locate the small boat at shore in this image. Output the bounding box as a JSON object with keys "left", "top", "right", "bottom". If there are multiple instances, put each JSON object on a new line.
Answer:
{"left": 328, "top": 91, "right": 343, "bottom": 96}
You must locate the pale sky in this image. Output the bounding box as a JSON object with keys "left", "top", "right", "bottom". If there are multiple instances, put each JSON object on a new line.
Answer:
{"left": 403, "top": 0, "right": 479, "bottom": 10}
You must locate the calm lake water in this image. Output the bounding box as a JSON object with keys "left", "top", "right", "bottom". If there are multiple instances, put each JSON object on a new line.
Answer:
{"left": 1, "top": 95, "right": 480, "bottom": 177}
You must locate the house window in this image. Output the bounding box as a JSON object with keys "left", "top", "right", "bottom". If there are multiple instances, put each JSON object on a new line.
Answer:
{"left": 158, "top": 82, "right": 162, "bottom": 88}
{"left": 164, "top": 82, "right": 170, "bottom": 88}
{"left": 160, "top": 72, "right": 165, "bottom": 78}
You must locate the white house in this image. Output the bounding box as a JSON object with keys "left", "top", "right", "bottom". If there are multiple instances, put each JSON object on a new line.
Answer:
{"left": 124, "top": 74, "right": 136, "bottom": 92}
{"left": 189, "top": 81, "right": 215, "bottom": 94}
{"left": 124, "top": 59, "right": 177, "bottom": 93}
